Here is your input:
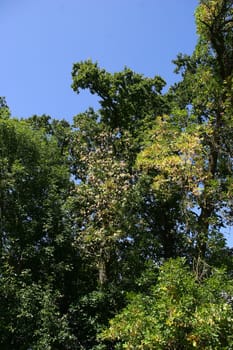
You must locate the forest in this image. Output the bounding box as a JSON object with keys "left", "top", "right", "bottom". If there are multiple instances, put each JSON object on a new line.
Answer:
{"left": 0, "top": 0, "right": 233, "bottom": 349}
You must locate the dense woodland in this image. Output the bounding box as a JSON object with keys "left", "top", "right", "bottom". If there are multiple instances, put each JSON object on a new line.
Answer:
{"left": 0, "top": 1, "right": 233, "bottom": 349}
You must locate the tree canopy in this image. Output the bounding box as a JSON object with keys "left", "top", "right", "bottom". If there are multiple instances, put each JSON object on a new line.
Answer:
{"left": 0, "top": 1, "right": 232, "bottom": 349}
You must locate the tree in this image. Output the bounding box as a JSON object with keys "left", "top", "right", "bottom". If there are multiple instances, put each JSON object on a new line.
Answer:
{"left": 101, "top": 258, "right": 233, "bottom": 350}
{"left": 69, "top": 111, "right": 134, "bottom": 287}
{"left": 137, "top": 0, "right": 233, "bottom": 259}
{"left": 70, "top": 60, "right": 182, "bottom": 277}
{"left": 195, "top": 0, "right": 233, "bottom": 81}
{"left": 67, "top": 64, "right": 172, "bottom": 348}
{"left": 71, "top": 60, "right": 168, "bottom": 144}
{"left": 0, "top": 1, "right": 232, "bottom": 348}
{"left": 0, "top": 114, "right": 76, "bottom": 348}
{"left": 0, "top": 97, "right": 10, "bottom": 119}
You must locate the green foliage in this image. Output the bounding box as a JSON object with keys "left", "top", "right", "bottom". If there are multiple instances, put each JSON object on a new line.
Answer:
{"left": 101, "top": 258, "right": 233, "bottom": 349}
{"left": 0, "top": 1, "right": 232, "bottom": 348}
{"left": 71, "top": 60, "right": 168, "bottom": 141}
{"left": 195, "top": 0, "right": 233, "bottom": 80}
{"left": 0, "top": 265, "right": 75, "bottom": 349}
{"left": 138, "top": 0, "right": 233, "bottom": 259}
{"left": 68, "top": 110, "right": 145, "bottom": 287}
{"left": 0, "top": 116, "right": 75, "bottom": 348}
{"left": 0, "top": 97, "right": 10, "bottom": 119}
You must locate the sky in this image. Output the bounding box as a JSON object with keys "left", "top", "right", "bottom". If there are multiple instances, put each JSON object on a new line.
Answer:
{"left": 0, "top": 0, "right": 232, "bottom": 247}
{"left": 1, "top": 0, "right": 198, "bottom": 120}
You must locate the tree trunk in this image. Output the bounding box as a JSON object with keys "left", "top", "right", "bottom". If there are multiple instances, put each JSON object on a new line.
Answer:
{"left": 98, "top": 259, "right": 107, "bottom": 287}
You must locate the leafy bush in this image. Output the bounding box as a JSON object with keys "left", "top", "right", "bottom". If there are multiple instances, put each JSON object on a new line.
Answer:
{"left": 101, "top": 258, "right": 233, "bottom": 349}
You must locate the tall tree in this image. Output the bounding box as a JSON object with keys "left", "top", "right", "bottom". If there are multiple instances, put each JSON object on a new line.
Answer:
{"left": 70, "top": 62, "right": 171, "bottom": 285}
{"left": 69, "top": 111, "right": 134, "bottom": 287}
{"left": 71, "top": 59, "right": 184, "bottom": 266}
{"left": 0, "top": 113, "right": 76, "bottom": 348}
{"left": 137, "top": 0, "right": 233, "bottom": 259}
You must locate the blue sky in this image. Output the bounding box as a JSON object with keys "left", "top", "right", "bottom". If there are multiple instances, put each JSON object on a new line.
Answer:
{"left": 1, "top": 0, "right": 232, "bottom": 247}
{"left": 1, "top": 0, "right": 198, "bottom": 120}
